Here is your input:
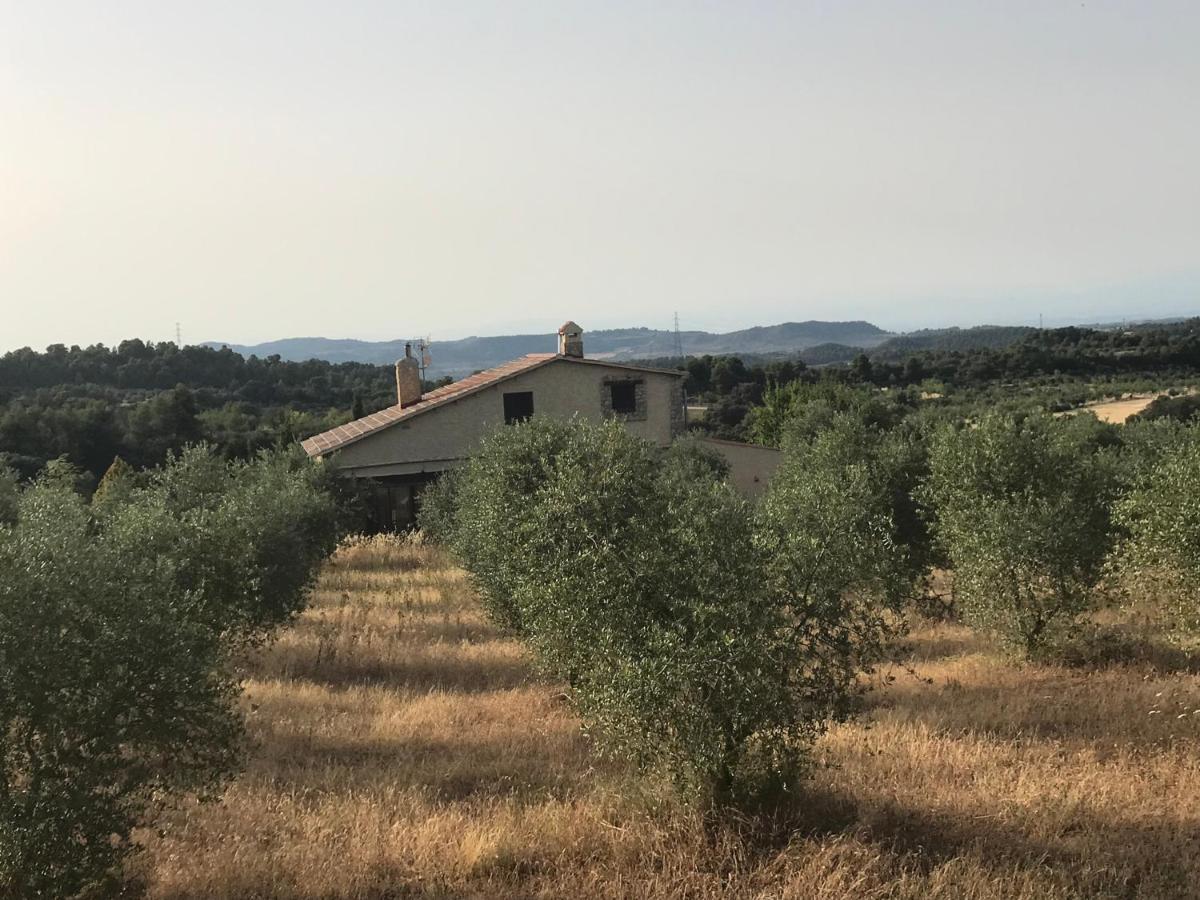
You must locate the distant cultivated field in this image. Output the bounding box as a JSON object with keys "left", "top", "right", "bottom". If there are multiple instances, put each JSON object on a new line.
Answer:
{"left": 140, "top": 537, "right": 1200, "bottom": 899}
{"left": 1075, "top": 395, "right": 1159, "bottom": 424}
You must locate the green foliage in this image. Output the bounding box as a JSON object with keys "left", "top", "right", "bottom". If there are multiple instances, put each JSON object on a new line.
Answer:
{"left": 748, "top": 381, "right": 912, "bottom": 448}
{"left": 0, "top": 468, "right": 16, "bottom": 526}
{"left": 429, "top": 420, "right": 580, "bottom": 633}
{"left": 435, "top": 418, "right": 901, "bottom": 805}
{"left": 0, "top": 341, "right": 390, "bottom": 480}
{"left": 756, "top": 417, "right": 915, "bottom": 661}
{"left": 37, "top": 456, "right": 92, "bottom": 496}
{"left": 123, "top": 385, "right": 203, "bottom": 466}
{"left": 0, "top": 446, "right": 341, "bottom": 896}
{"left": 417, "top": 468, "right": 460, "bottom": 547}
{"left": 745, "top": 381, "right": 801, "bottom": 448}
{"left": 749, "top": 387, "right": 936, "bottom": 584}
{"left": 105, "top": 446, "right": 341, "bottom": 640}
{"left": 1111, "top": 433, "right": 1200, "bottom": 636}
{"left": 0, "top": 483, "right": 243, "bottom": 898}
{"left": 924, "top": 413, "right": 1118, "bottom": 654}
{"left": 660, "top": 437, "right": 730, "bottom": 482}
{"left": 1131, "top": 392, "right": 1200, "bottom": 425}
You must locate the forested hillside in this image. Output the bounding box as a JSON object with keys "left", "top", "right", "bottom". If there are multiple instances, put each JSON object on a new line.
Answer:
{"left": 0, "top": 340, "right": 399, "bottom": 482}
{"left": 5, "top": 318, "right": 1200, "bottom": 485}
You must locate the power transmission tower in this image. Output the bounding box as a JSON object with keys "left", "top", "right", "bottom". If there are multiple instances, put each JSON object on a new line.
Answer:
{"left": 175, "top": 322, "right": 182, "bottom": 347}
{"left": 672, "top": 312, "right": 684, "bottom": 361}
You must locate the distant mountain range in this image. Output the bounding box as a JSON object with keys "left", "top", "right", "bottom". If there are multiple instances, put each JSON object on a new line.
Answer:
{"left": 205, "top": 321, "right": 893, "bottom": 377}
{"left": 206, "top": 316, "right": 1189, "bottom": 377}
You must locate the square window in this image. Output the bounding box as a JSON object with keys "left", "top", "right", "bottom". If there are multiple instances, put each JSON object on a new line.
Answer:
{"left": 503, "top": 391, "right": 534, "bottom": 424}
{"left": 609, "top": 381, "right": 638, "bottom": 414}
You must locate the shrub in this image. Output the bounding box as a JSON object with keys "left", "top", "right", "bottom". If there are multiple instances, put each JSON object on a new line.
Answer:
{"left": 429, "top": 420, "right": 582, "bottom": 633}
{"left": 754, "top": 417, "right": 914, "bottom": 724}
{"left": 924, "top": 413, "right": 1118, "bottom": 654}
{"left": 0, "top": 482, "right": 242, "bottom": 898}
{"left": 0, "top": 445, "right": 341, "bottom": 896}
{"left": 661, "top": 436, "right": 730, "bottom": 482}
{"left": 104, "top": 446, "right": 341, "bottom": 640}
{"left": 0, "top": 467, "right": 16, "bottom": 526}
{"left": 1111, "top": 433, "right": 1200, "bottom": 636}
{"left": 436, "top": 417, "right": 903, "bottom": 804}
{"left": 1130, "top": 392, "right": 1200, "bottom": 425}
{"left": 747, "top": 381, "right": 911, "bottom": 448}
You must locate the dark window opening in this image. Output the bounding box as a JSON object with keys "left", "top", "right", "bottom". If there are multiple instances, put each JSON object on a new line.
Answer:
{"left": 503, "top": 390, "right": 534, "bottom": 424}
{"left": 609, "top": 381, "right": 638, "bottom": 414}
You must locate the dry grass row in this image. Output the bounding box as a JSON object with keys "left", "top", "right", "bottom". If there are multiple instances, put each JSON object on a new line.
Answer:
{"left": 138, "top": 535, "right": 1200, "bottom": 899}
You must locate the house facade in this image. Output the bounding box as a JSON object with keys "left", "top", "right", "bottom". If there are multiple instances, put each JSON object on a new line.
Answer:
{"left": 302, "top": 322, "right": 687, "bottom": 528}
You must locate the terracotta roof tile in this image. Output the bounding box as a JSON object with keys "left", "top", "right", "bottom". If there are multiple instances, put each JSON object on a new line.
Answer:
{"left": 300, "top": 352, "right": 683, "bottom": 459}
{"left": 301, "top": 353, "right": 556, "bottom": 457}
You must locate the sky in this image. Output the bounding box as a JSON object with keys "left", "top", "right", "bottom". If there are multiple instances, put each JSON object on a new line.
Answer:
{"left": 2, "top": 1, "right": 1198, "bottom": 351}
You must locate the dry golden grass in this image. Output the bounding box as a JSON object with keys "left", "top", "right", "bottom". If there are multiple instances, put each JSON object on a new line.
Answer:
{"left": 138, "top": 536, "right": 1200, "bottom": 899}
{"left": 1076, "top": 395, "right": 1159, "bottom": 424}
{"left": 1064, "top": 389, "right": 1195, "bottom": 424}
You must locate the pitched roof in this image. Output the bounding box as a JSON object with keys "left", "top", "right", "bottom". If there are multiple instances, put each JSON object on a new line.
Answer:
{"left": 301, "top": 353, "right": 683, "bottom": 458}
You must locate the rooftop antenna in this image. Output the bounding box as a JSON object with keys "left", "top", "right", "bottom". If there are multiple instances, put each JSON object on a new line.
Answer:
{"left": 673, "top": 312, "right": 688, "bottom": 426}
{"left": 419, "top": 336, "right": 432, "bottom": 382}
{"left": 404, "top": 337, "right": 432, "bottom": 382}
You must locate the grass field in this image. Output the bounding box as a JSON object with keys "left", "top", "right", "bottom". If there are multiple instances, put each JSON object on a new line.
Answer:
{"left": 139, "top": 536, "right": 1200, "bottom": 899}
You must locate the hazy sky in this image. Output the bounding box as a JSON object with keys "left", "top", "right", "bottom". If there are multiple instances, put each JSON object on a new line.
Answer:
{"left": 2, "top": 1, "right": 1198, "bottom": 351}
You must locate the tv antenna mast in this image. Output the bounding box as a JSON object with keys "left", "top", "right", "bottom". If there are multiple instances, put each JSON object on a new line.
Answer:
{"left": 405, "top": 337, "right": 433, "bottom": 382}
{"left": 419, "top": 337, "right": 432, "bottom": 381}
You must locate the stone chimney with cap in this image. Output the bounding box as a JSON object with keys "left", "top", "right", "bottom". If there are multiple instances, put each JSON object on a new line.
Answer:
{"left": 395, "top": 342, "right": 422, "bottom": 407}
{"left": 558, "top": 321, "right": 584, "bottom": 358}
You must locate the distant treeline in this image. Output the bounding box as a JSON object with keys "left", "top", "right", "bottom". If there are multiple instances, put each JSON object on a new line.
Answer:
{"left": 4, "top": 320, "right": 1200, "bottom": 482}
{"left": 0, "top": 339, "right": 395, "bottom": 402}
{"left": 859, "top": 321, "right": 1200, "bottom": 386}
{"left": 785, "top": 325, "right": 1038, "bottom": 367}
{"left": 651, "top": 320, "right": 1200, "bottom": 401}
{"left": 647, "top": 319, "right": 1200, "bottom": 440}
{"left": 0, "top": 340, "right": 404, "bottom": 482}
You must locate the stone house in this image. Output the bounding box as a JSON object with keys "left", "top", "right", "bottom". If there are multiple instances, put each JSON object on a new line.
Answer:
{"left": 302, "top": 322, "right": 687, "bottom": 528}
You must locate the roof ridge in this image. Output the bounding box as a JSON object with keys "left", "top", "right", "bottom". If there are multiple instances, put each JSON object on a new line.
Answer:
{"left": 301, "top": 352, "right": 559, "bottom": 457}
{"left": 300, "top": 351, "right": 683, "bottom": 459}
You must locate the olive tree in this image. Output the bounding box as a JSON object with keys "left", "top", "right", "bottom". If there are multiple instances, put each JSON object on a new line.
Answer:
{"left": 924, "top": 413, "right": 1118, "bottom": 654}
{"left": 104, "top": 446, "right": 340, "bottom": 641}
{"left": 0, "top": 447, "right": 341, "bottom": 896}
{"left": 1111, "top": 431, "right": 1200, "bottom": 636}
{"left": 754, "top": 417, "right": 915, "bottom": 728}
{"left": 0, "top": 482, "right": 242, "bottom": 898}
{"left": 432, "top": 418, "right": 906, "bottom": 804}
{"left": 424, "top": 421, "right": 581, "bottom": 632}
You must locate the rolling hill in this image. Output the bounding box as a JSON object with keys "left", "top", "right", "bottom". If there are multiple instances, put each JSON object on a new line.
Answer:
{"left": 206, "top": 321, "right": 893, "bottom": 377}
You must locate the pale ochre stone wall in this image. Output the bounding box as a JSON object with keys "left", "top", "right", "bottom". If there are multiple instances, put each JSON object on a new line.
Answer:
{"left": 333, "top": 359, "right": 682, "bottom": 476}
{"left": 695, "top": 437, "right": 782, "bottom": 499}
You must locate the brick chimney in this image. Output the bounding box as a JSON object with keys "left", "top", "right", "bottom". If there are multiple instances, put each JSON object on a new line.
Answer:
{"left": 395, "top": 342, "right": 422, "bottom": 407}
{"left": 558, "top": 321, "right": 583, "bottom": 358}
